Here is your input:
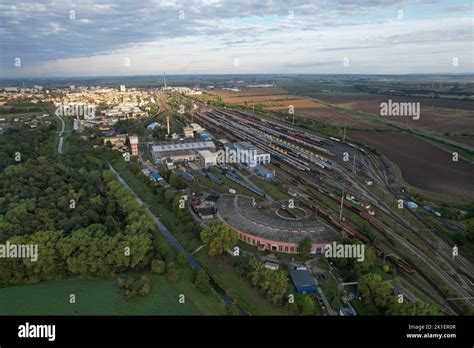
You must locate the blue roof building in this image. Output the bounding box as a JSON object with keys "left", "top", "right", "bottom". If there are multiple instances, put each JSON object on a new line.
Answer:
{"left": 147, "top": 122, "right": 160, "bottom": 130}
{"left": 290, "top": 269, "right": 317, "bottom": 293}
{"left": 150, "top": 171, "right": 163, "bottom": 181}
{"left": 253, "top": 165, "right": 275, "bottom": 179}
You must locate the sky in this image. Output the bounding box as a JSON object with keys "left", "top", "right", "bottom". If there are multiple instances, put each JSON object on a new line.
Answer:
{"left": 0, "top": 0, "right": 473, "bottom": 77}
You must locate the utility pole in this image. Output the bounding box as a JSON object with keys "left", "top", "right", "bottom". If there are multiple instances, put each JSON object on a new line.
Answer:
{"left": 339, "top": 184, "right": 345, "bottom": 221}
{"left": 343, "top": 122, "right": 347, "bottom": 142}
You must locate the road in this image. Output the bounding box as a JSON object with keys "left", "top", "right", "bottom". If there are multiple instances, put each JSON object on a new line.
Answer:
{"left": 54, "top": 111, "right": 65, "bottom": 154}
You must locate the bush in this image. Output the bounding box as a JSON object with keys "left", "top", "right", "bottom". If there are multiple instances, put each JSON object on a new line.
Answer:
{"left": 176, "top": 252, "right": 188, "bottom": 266}
{"left": 166, "top": 263, "right": 180, "bottom": 283}
{"left": 118, "top": 275, "right": 151, "bottom": 300}
{"left": 151, "top": 259, "right": 166, "bottom": 274}
{"left": 193, "top": 270, "right": 211, "bottom": 293}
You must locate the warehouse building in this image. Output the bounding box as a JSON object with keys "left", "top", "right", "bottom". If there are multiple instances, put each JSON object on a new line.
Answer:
{"left": 151, "top": 139, "right": 216, "bottom": 164}
{"left": 198, "top": 150, "right": 218, "bottom": 167}
{"left": 224, "top": 142, "right": 270, "bottom": 167}
{"left": 290, "top": 269, "right": 317, "bottom": 293}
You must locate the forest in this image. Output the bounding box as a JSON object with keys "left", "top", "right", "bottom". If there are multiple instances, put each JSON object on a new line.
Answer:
{"left": 0, "top": 123, "right": 156, "bottom": 287}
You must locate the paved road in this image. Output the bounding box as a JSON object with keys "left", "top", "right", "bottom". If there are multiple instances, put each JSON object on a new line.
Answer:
{"left": 54, "top": 111, "right": 65, "bottom": 154}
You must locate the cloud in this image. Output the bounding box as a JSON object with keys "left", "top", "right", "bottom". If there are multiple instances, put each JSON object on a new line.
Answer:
{"left": 0, "top": 0, "right": 472, "bottom": 76}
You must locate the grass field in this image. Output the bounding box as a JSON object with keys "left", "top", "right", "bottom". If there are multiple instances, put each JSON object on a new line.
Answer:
{"left": 195, "top": 252, "right": 288, "bottom": 315}
{"left": 248, "top": 175, "right": 289, "bottom": 201}
{"left": 0, "top": 274, "right": 225, "bottom": 315}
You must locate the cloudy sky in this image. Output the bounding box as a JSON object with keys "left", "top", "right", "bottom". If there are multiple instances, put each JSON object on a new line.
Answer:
{"left": 0, "top": 0, "right": 473, "bottom": 77}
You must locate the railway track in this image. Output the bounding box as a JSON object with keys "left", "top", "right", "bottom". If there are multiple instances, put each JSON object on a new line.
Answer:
{"left": 181, "top": 101, "right": 474, "bottom": 313}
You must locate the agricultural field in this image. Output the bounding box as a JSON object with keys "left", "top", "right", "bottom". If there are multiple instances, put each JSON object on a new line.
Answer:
{"left": 348, "top": 130, "right": 474, "bottom": 198}
{"left": 307, "top": 94, "right": 474, "bottom": 134}
{"left": 205, "top": 88, "right": 381, "bottom": 129}
{"left": 207, "top": 87, "right": 288, "bottom": 97}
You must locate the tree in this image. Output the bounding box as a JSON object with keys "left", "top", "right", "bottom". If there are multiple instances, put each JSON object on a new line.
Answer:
{"left": 200, "top": 222, "right": 237, "bottom": 256}
{"left": 298, "top": 294, "right": 316, "bottom": 315}
{"left": 331, "top": 295, "right": 341, "bottom": 311}
{"left": 388, "top": 302, "right": 443, "bottom": 316}
{"left": 467, "top": 200, "right": 474, "bottom": 218}
{"left": 298, "top": 237, "right": 312, "bottom": 258}
{"left": 358, "top": 273, "right": 395, "bottom": 314}
{"left": 151, "top": 259, "right": 166, "bottom": 274}
{"left": 193, "top": 270, "right": 211, "bottom": 293}
{"left": 466, "top": 219, "right": 474, "bottom": 242}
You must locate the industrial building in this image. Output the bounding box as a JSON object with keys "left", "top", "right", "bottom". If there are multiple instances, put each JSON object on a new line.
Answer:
{"left": 217, "top": 195, "right": 337, "bottom": 254}
{"left": 103, "top": 135, "right": 127, "bottom": 148}
{"left": 129, "top": 135, "right": 138, "bottom": 156}
{"left": 150, "top": 139, "right": 216, "bottom": 164}
{"left": 290, "top": 269, "right": 318, "bottom": 293}
{"left": 224, "top": 142, "right": 270, "bottom": 167}
{"left": 198, "top": 150, "right": 218, "bottom": 167}
{"left": 183, "top": 126, "right": 194, "bottom": 138}
{"left": 253, "top": 165, "right": 275, "bottom": 179}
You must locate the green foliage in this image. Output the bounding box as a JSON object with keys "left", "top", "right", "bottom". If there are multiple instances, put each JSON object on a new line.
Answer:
{"left": 298, "top": 294, "right": 316, "bottom": 315}
{"left": 118, "top": 275, "right": 151, "bottom": 300}
{"left": 151, "top": 259, "right": 166, "bottom": 274}
{"left": 388, "top": 302, "right": 443, "bottom": 316}
{"left": 0, "top": 126, "right": 155, "bottom": 286}
{"left": 176, "top": 251, "right": 188, "bottom": 266}
{"left": 298, "top": 237, "right": 312, "bottom": 258}
{"left": 328, "top": 238, "right": 376, "bottom": 281}
{"left": 358, "top": 273, "right": 396, "bottom": 314}
{"left": 234, "top": 256, "right": 289, "bottom": 304}
{"left": 193, "top": 270, "right": 211, "bottom": 293}
{"left": 466, "top": 219, "right": 474, "bottom": 242}
{"left": 166, "top": 262, "right": 180, "bottom": 283}
{"left": 200, "top": 222, "right": 237, "bottom": 256}
{"left": 467, "top": 201, "right": 474, "bottom": 219}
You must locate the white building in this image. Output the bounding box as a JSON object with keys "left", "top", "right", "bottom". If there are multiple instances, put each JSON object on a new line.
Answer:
{"left": 198, "top": 150, "right": 218, "bottom": 167}
{"left": 120, "top": 85, "right": 126, "bottom": 92}
{"left": 232, "top": 142, "right": 270, "bottom": 167}
{"left": 183, "top": 126, "right": 194, "bottom": 138}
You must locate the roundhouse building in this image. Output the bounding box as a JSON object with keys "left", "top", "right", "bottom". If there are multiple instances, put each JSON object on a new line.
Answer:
{"left": 217, "top": 195, "right": 338, "bottom": 254}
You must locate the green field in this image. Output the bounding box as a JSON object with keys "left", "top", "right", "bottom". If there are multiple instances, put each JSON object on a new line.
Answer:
{"left": 0, "top": 274, "right": 225, "bottom": 315}
{"left": 196, "top": 252, "right": 288, "bottom": 315}
{"left": 249, "top": 175, "right": 289, "bottom": 201}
